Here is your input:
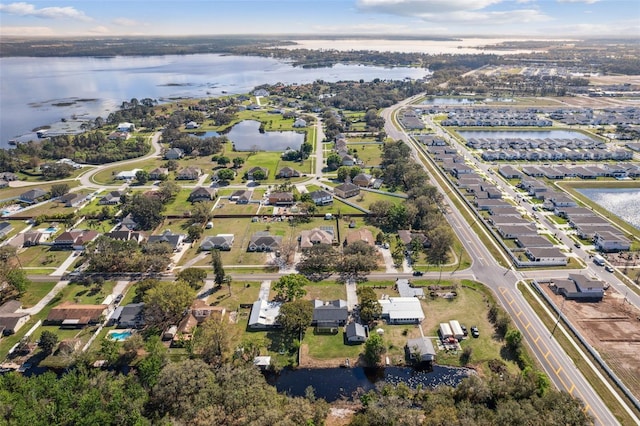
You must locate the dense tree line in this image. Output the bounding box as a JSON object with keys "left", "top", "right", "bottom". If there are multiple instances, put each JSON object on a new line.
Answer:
{"left": 84, "top": 236, "right": 173, "bottom": 273}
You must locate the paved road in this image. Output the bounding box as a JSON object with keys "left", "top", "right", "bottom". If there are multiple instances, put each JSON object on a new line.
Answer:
{"left": 314, "top": 117, "right": 326, "bottom": 178}
{"left": 381, "top": 97, "right": 619, "bottom": 426}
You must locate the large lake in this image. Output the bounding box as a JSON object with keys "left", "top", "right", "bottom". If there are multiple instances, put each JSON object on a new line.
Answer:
{"left": 0, "top": 54, "right": 430, "bottom": 147}
{"left": 576, "top": 188, "right": 640, "bottom": 230}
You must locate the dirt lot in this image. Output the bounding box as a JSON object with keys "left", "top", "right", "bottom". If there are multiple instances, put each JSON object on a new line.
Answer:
{"left": 541, "top": 283, "right": 640, "bottom": 397}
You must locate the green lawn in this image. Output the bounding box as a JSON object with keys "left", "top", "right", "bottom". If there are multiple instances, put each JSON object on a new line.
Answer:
{"left": 0, "top": 181, "right": 80, "bottom": 201}
{"left": 19, "top": 281, "right": 57, "bottom": 308}
{"left": 347, "top": 142, "right": 384, "bottom": 167}
{"left": 303, "top": 329, "right": 363, "bottom": 359}
{"left": 18, "top": 246, "right": 71, "bottom": 268}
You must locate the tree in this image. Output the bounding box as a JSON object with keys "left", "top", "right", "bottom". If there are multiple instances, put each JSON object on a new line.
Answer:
{"left": 357, "top": 287, "right": 382, "bottom": 323}
{"left": 187, "top": 224, "right": 203, "bottom": 242}
{"left": 273, "top": 273, "right": 309, "bottom": 301}
{"left": 338, "top": 241, "right": 378, "bottom": 281}
{"left": 165, "top": 159, "right": 179, "bottom": 171}
{"left": 177, "top": 267, "right": 207, "bottom": 290}
{"left": 216, "top": 156, "right": 230, "bottom": 166}
{"left": 211, "top": 250, "right": 226, "bottom": 286}
{"left": 216, "top": 168, "right": 235, "bottom": 182}
{"left": 157, "top": 181, "right": 180, "bottom": 203}
{"left": 363, "top": 333, "right": 386, "bottom": 366}
{"left": 191, "top": 317, "right": 238, "bottom": 366}
{"left": 50, "top": 183, "right": 70, "bottom": 198}
{"left": 38, "top": 330, "right": 59, "bottom": 355}
{"left": 135, "top": 170, "right": 149, "bottom": 184}
{"left": 123, "top": 193, "right": 164, "bottom": 230}
{"left": 251, "top": 169, "right": 267, "bottom": 181}
{"left": 296, "top": 244, "right": 338, "bottom": 280}
{"left": 326, "top": 153, "right": 342, "bottom": 171}
{"left": 337, "top": 166, "right": 350, "bottom": 182}
{"left": 143, "top": 280, "right": 195, "bottom": 329}
{"left": 426, "top": 225, "right": 454, "bottom": 266}
{"left": 232, "top": 157, "right": 245, "bottom": 168}
{"left": 190, "top": 202, "right": 212, "bottom": 224}
{"left": 277, "top": 299, "right": 313, "bottom": 339}
{"left": 505, "top": 329, "right": 523, "bottom": 351}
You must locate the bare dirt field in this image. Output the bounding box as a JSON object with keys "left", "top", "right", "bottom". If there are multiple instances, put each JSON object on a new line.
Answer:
{"left": 589, "top": 75, "right": 640, "bottom": 86}
{"left": 540, "top": 283, "right": 640, "bottom": 397}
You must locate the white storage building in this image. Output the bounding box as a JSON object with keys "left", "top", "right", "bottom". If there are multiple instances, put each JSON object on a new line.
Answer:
{"left": 449, "top": 320, "right": 464, "bottom": 341}
{"left": 439, "top": 322, "right": 453, "bottom": 339}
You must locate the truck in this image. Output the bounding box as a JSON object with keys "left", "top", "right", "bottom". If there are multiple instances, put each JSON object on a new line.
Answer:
{"left": 593, "top": 255, "right": 606, "bottom": 266}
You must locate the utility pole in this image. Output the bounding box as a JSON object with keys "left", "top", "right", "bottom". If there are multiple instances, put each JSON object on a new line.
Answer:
{"left": 551, "top": 297, "right": 566, "bottom": 338}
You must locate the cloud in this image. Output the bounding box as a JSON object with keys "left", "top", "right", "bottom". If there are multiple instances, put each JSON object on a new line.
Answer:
{"left": 357, "top": 0, "right": 503, "bottom": 16}
{"left": 557, "top": 0, "right": 599, "bottom": 3}
{"left": 0, "top": 2, "right": 91, "bottom": 21}
{"left": 88, "top": 25, "right": 110, "bottom": 34}
{"left": 112, "top": 17, "right": 145, "bottom": 27}
{"left": 0, "top": 25, "right": 54, "bottom": 35}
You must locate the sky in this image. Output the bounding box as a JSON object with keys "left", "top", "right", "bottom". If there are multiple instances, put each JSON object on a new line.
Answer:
{"left": 0, "top": 0, "right": 638, "bottom": 38}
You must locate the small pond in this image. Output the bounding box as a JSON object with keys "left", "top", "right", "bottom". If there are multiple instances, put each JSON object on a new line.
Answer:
{"left": 193, "top": 131, "right": 220, "bottom": 138}
{"left": 267, "top": 365, "right": 471, "bottom": 401}
{"left": 226, "top": 120, "right": 305, "bottom": 152}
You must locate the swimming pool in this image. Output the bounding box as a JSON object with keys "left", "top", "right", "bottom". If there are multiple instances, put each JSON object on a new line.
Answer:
{"left": 108, "top": 330, "right": 134, "bottom": 341}
{"left": 45, "top": 227, "right": 57, "bottom": 232}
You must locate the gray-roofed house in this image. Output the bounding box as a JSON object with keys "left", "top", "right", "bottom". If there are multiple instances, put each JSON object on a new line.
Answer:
{"left": 19, "top": 188, "right": 47, "bottom": 204}
{"left": 99, "top": 190, "right": 124, "bottom": 205}
{"left": 352, "top": 173, "right": 373, "bottom": 187}
{"left": 230, "top": 189, "right": 253, "bottom": 204}
{"left": 164, "top": 147, "right": 184, "bottom": 160}
{"left": 379, "top": 297, "right": 425, "bottom": 324}
{"left": 188, "top": 186, "right": 216, "bottom": 202}
{"left": 407, "top": 337, "right": 436, "bottom": 362}
{"left": 147, "top": 230, "right": 185, "bottom": 252}
{"left": 0, "top": 222, "right": 13, "bottom": 238}
{"left": 594, "top": 231, "right": 631, "bottom": 252}
{"left": 548, "top": 274, "right": 605, "bottom": 301}
{"left": 115, "top": 303, "right": 145, "bottom": 328}
{"left": 346, "top": 322, "right": 368, "bottom": 343}
{"left": 525, "top": 247, "right": 567, "bottom": 265}
{"left": 200, "top": 234, "right": 234, "bottom": 251}
{"left": 268, "top": 192, "right": 295, "bottom": 206}
{"left": 177, "top": 166, "right": 202, "bottom": 180}
{"left": 149, "top": 167, "right": 169, "bottom": 180}
{"left": 299, "top": 227, "right": 334, "bottom": 249}
{"left": 248, "top": 232, "right": 282, "bottom": 252}
{"left": 248, "top": 299, "right": 282, "bottom": 329}
{"left": 309, "top": 189, "right": 333, "bottom": 206}
{"left": 0, "top": 300, "right": 30, "bottom": 335}
{"left": 277, "top": 167, "right": 301, "bottom": 178}
{"left": 334, "top": 182, "right": 360, "bottom": 199}
{"left": 59, "top": 192, "right": 86, "bottom": 208}
{"left": 515, "top": 235, "right": 553, "bottom": 248}
{"left": 120, "top": 213, "right": 139, "bottom": 231}
{"left": 104, "top": 229, "right": 145, "bottom": 243}
{"left": 246, "top": 166, "right": 269, "bottom": 180}
{"left": 312, "top": 299, "right": 348, "bottom": 333}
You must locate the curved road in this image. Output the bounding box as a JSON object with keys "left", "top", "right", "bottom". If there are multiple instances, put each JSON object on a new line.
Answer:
{"left": 381, "top": 96, "right": 620, "bottom": 426}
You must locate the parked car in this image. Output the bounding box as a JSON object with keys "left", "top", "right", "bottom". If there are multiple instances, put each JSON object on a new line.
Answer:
{"left": 412, "top": 271, "right": 424, "bottom": 277}
{"left": 471, "top": 326, "right": 480, "bottom": 338}
{"left": 574, "top": 242, "right": 581, "bottom": 248}
{"left": 461, "top": 324, "right": 468, "bottom": 336}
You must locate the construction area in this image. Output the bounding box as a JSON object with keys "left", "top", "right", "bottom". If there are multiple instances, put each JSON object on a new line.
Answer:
{"left": 539, "top": 283, "right": 640, "bottom": 399}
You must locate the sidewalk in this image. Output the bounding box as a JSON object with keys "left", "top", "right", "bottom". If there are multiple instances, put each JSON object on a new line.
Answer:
{"left": 51, "top": 252, "right": 78, "bottom": 276}
{"left": 17, "top": 280, "right": 70, "bottom": 315}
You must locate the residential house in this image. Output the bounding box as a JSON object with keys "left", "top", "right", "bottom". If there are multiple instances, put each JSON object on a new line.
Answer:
{"left": 0, "top": 222, "right": 13, "bottom": 238}
{"left": 99, "top": 190, "right": 124, "bottom": 205}
{"left": 248, "top": 299, "right": 281, "bottom": 329}
{"left": 246, "top": 166, "right": 269, "bottom": 180}
{"left": 147, "top": 230, "right": 185, "bottom": 252}
{"left": 548, "top": 274, "right": 606, "bottom": 301}
{"left": 293, "top": 118, "right": 307, "bottom": 128}
{"left": 230, "top": 190, "right": 252, "bottom": 204}
{"left": 499, "top": 166, "right": 522, "bottom": 179}
{"left": 253, "top": 89, "right": 270, "bottom": 97}
{"left": 379, "top": 297, "right": 425, "bottom": 324}
{"left": 515, "top": 235, "right": 554, "bottom": 248}
{"left": 176, "top": 300, "right": 226, "bottom": 338}
{"left": 594, "top": 231, "right": 631, "bottom": 252}
{"left": 164, "top": 147, "right": 185, "bottom": 160}
{"left": 309, "top": 189, "right": 333, "bottom": 206}
{"left": 188, "top": 186, "right": 216, "bottom": 202}
{"left": 334, "top": 182, "right": 360, "bottom": 199}
{"left": 177, "top": 166, "right": 202, "bottom": 180}
{"left": 113, "top": 303, "right": 145, "bottom": 328}
{"left": 59, "top": 192, "right": 85, "bottom": 208}
{"left": 407, "top": 337, "right": 436, "bottom": 362}
{"left": 0, "top": 300, "right": 30, "bottom": 335}
{"left": 19, "top": 188, "right": 47, "bottom": 204}
{"left": 0, "top": 172, "right": 18, "bottom": 181}
{"left": 525, "top": 247, "right": 567, "bottom": 265}
{"left": 346, "top": 228, "right": 375, "bottom": 246}
{"left": 46, "top": 302, "right": 108, "bottom": 327}
{"left": 300, "top": 227, "right": 334, "bottom": 249}
{"left": 185, "top": 121, "right": 199, "bottom": 129}
{"left": 120, "top": 213, "right": 139, "bottom": 231}
{"left": 115, "top": 169, "right": 141, "bottom": 180}
{"left": 20, "top": 232, "right": 46, "bottom": 247}
{"left": 312, "top": 300, "right": 348, "bottom": 333}
{"left": 107, "top": 131, "right": 130, "bottom": 140}
{"left": 117, "top": 122, "right": 135, "bottom": 132}
{"left": 397, "top": 230, "right": 430, "bottom": 250}
{"left": 53, "top": 230, "right": 99, "bottom": 250}
{"left": 149, "top": 167, "right": 169, "bottom": 180}
{"left": 346, "top": 322, "right": 368, "bottom": 343}
{"left": 199, "top": 234, "right": 234, "bottom": 251}
{"left": 496, "top": 224, "right": 538, "bottom": 239}
{"left": 352, "top": 173, "right": 373, "bottom": 187}
{"left": 268, "top": 192, "right": 294, "bottom": 206}
{"left": 341, "top": 155, "right": 356, "bottom": 166}
{"left": 248, "top": 232, "right": 282, "bottom": 252}
{"left": 277, "top": 167, "right": 301, "bottom": 178}
{"left": 104, "top": 230, "right": 145, "bottom": 243}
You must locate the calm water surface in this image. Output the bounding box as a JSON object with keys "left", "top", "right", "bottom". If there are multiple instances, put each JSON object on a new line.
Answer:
{"left": 0, "top": 54, "right": 430, "bottom": 146}
{"left": 226, "top": 120, "right": 304, "bottom": 151}
{"left": 269, "top": 366, "right": 471, "bottom": 401}
{"left": 576, "top": 188, "right": 640, "bottom": 230}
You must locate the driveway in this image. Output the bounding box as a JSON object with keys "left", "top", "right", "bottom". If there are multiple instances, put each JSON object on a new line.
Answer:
{"left": 378, "top": 246, "right": 398, "bottom": 274}
{"left": 258, "top": 280, "right": 272, "bottom": 301}
{"left": 345, "top": 279, "right": 357, "bottom": 312}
